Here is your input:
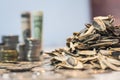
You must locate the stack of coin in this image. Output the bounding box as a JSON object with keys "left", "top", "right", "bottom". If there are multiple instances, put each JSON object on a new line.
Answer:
{"left": 18, "top": 43, "right": 26, "bottom": 61}
{"left": 0, "top": 44, "right": 3, "bottom": 61}
{"left": 0, "top": 46, "right": 18, "bottom": 62}
{"left": 25, "top": 38, "right": 41, "bottom": 61}
{"left": 2, "top": 35, "right": 19, "bottom": 50}
{"left": 0, "top": 35, "right": 19, "bottom": 62}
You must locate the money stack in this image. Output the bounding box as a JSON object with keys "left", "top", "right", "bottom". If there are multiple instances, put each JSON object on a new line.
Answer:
{"left": 18, "top": 43, "right": 26, "bottom": 61}
{"left": 0, "top": 35, "right": 19, "bottom": 62}
{"left": 2, "top": 35, "right": 19, "bottom": 50}
{"left": 0, "top": 48, "right": 18, "bottom": 62}
{"left": 18, "top": 11, "right": 43, "bottom": 61}
{"left": 33, "top": 11, "right": 43, "bottom": 49}
{"left": 25, "top": 38, "right": 41, "bottom": 61}
{"left": 21, "top": 12, "right": 31, "bottom": 42}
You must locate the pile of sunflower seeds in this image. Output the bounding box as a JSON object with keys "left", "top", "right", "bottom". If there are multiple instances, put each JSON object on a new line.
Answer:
{"left": 47, "top": 15, "right": 120, "bottom": 71}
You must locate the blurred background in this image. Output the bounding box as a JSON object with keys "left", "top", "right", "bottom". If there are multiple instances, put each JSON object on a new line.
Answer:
{"left": 0, "top": 0, "right": 119, "bottom": 49}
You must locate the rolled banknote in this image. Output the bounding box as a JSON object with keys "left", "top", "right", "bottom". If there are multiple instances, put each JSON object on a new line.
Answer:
{"left": 33, "top": 11, "right": 43, "bottom": 49}
{"left": 21, "top": 12, "right": 31, "bottom": 42}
